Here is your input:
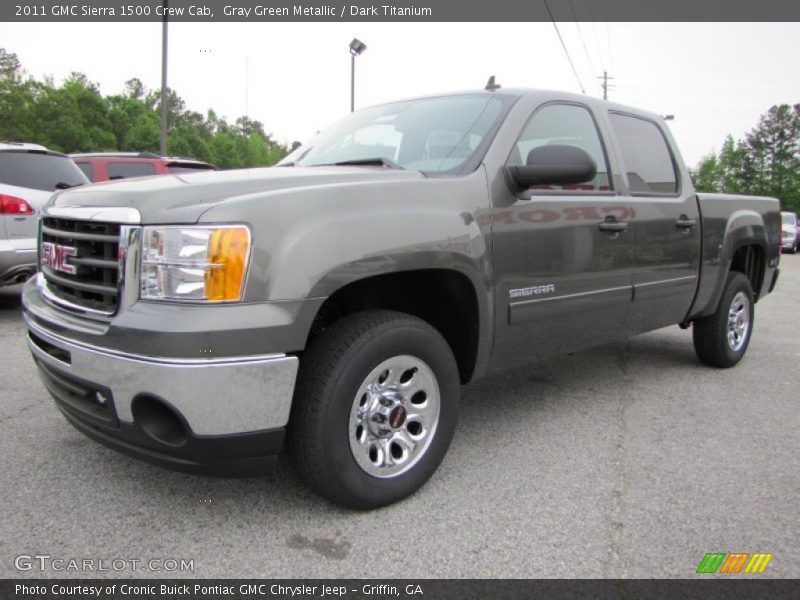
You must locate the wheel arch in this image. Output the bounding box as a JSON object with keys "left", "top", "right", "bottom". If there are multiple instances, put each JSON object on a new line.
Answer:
{"left": 687, "top": 208, "right": 770, "bottom": 321}
{"left": 305, "top": 267, "right": 491, "bottom": 384}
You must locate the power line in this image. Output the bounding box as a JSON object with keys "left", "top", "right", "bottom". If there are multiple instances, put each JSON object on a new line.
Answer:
{"left": 603, "top": 0, "right": 614, "bottom": 72}
{"left": 568, "top": 0, "right": 603, "bottom": 96}
{"left": 543, "top": 0, "right": 586, "bottom": 95}
{"left": 589, "top": 19, "right": 606, "bottom": 71}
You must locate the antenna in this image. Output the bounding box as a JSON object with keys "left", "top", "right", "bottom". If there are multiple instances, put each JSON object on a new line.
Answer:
{"left": 485, "top": 76, "right": 501, "bottom": 91}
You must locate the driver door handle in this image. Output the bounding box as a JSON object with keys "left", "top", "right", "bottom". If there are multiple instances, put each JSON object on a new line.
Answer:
{"left": 598, "top": 219, "right": 628, "bottom": 233}
{"left": 675, "top": 215, "right": 697, "bottom": 229}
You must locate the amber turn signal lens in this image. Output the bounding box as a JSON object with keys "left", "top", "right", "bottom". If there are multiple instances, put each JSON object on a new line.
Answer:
{"left": 204, "top": 227, "right": 250, "bottom": 301}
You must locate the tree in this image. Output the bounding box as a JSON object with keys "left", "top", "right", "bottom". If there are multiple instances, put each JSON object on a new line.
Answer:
{"left": 123, "top": 112, "right": 160, "bottom": 153}
{"left": 0, "top": 47, "right": 290, "bottom": 167}
{"left": 211, "top": 131, "right": 244, "bottom": 168}
{"left": 744, "top": 104, "right": 800, "bottom": 211}
{"left": 0, "top": 48, "right": 21, "bottom": 80}
{"left": 691, "top": 153, "right": 720, "bottom": 192}
{"left": 717, "top": 135, "right": 748, "bottom": 195}
{"left": 35, "top": 73, "right": 116, "bottom": 151}
{"left": 693, "top": 106, "right": 800, "bottom": 213}
{"left": 169, "top": 125, "right": 215, "bottom": 163}
{"left": 0, "top": 49, "right": 38, "bottom": 142}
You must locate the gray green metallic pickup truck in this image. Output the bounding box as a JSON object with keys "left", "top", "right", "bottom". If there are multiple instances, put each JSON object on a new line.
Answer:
{"left": 23, "top": 88, "right": 781, "bottom": 508}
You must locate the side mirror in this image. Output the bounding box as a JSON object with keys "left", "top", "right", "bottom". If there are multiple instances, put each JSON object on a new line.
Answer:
{"left": 505, "top": 144, "right": 597, "bottom": 191}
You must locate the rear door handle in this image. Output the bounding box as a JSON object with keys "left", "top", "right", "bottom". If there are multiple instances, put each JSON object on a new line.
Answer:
{"left": 598, "top": 220, "right": 628, "bottom": 233}
{"left": 675, "top": 215, "right": 697, "bottom": 229}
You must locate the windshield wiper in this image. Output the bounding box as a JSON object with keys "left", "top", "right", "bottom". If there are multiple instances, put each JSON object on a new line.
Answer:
{"left": 54, "top": 181, "right": 84, "bottom": 190}
{"left": 320, "top": 157, "right": 404, "bottom": 170}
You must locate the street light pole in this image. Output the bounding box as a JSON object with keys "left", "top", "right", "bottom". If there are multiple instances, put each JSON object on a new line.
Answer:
{"left": 160, "top": 0, "right": 169, "bottom": 155}
{"left": 350, "top": 53, "right": 355, "bottom": 113}
{"left": 348, "top": 38, "right": 366, "bottom": 113}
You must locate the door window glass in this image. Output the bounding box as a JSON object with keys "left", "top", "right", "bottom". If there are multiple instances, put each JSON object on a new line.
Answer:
{"left": 107, "top": 162, "right": 157, "bottom": 179}
{"left": 609, "top": 113, "right": 678, "bottom": 194}
{"left": 511, "top": 104, "right": 611, "bottom": 192}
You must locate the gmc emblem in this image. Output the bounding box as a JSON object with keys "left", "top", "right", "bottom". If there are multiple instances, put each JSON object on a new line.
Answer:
{"left": 41, "top": 241, "right": 77, "bottom": 275}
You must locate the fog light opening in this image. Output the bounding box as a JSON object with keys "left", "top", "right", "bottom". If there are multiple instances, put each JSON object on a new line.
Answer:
{"left": 131, "top": 395, "right": 189, "bottom": 446}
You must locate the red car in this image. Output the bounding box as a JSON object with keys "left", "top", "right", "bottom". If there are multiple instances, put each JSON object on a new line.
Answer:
{"left": 70, "top": 152, "right": 215, "bottom": 182}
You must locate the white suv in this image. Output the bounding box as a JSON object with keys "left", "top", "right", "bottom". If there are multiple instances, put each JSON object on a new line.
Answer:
{"left": 0, "top": 142, "right": 89, "bottom": 287}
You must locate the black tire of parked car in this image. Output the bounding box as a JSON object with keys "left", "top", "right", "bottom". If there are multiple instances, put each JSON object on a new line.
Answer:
{"left": 287, "top": 310, "right": 461, "bottom": 509}
{"left": 692, "top": 271, "right": 755, "bottom": 368}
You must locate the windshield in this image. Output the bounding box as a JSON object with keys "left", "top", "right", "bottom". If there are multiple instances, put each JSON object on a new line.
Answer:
{"left": 280, "top": 94, "right": 511, "bottom": 173}
{"left": 0, "top": 151, "right": 89, "bottom": 191}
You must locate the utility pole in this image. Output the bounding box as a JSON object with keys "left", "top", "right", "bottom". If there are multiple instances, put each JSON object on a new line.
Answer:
{"left": 598, "top": 70, "right": 614, "bottom": 100}
{"left": 159, "top": 0, "right": 169, "bottom": 156}
{"left": 350, "top": 53, "right": 355, "bottom": 113}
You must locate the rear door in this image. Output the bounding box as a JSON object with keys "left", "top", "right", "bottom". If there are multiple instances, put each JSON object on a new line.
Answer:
{"left": 606, "top": 112, "right": 702, "bottom": 334}
{"left": 490, "top": 101, "right": 635, "bottom": 369}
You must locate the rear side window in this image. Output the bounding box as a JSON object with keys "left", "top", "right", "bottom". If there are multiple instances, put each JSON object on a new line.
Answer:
{"left": 0, "top": 151, "right": 89, "bottom": 191}
{"left": 510, "top": 103, "right": 612, "bottom": 192}
{"left": 107, "top": 162, "right": 157, "bottom": 179}
{"left": 609, "top": 113, "right": 678, "bottom": 194}
{"left": 76, "top": 162, "right": 95, "bottom": 182}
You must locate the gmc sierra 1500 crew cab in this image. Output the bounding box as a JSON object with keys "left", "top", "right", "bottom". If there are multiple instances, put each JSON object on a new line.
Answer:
{"left": 23, "top": 88, "right": 781, "bottom": 508}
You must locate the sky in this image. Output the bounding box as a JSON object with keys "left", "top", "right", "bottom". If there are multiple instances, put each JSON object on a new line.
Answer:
{"left": 2, "top": 21, "right": 799, "bottom": 167}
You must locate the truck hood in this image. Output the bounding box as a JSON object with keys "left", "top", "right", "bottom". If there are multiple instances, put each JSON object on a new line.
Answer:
{"left": 48, "top": 166, "right": 425, "bottom": 223}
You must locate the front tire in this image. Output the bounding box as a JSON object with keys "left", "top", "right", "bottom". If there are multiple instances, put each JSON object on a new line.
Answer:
{"left": 692, "top": 272, "right": 754, "bottom": 368}
{"left": 288, "top": 310, "right": 460, "bottom": 509}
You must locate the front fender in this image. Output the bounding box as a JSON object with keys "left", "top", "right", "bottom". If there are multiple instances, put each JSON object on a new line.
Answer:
{"left": 197, "top": 169, "right": 495, "bottom": 374}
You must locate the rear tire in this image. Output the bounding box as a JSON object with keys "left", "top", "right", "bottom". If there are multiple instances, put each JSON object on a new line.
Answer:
{"left": 692, "top": 272, "right": 754, "bottom": 368}
{"left": 288, "top": 310, "right": 460, "bottom": 509}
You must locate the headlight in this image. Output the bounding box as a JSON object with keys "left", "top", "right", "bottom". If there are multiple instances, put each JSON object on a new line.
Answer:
{"left": 141, "top": 225, "right": 251, "bottom": 302}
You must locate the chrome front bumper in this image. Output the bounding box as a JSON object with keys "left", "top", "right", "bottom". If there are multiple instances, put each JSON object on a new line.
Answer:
{"left": 26, "top": 317, "right": 298, "bottom": 436}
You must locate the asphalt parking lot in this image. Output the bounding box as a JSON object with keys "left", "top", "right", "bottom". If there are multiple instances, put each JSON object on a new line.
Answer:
{"left": 1, "top": 259, "right": 798, "bottom": 579}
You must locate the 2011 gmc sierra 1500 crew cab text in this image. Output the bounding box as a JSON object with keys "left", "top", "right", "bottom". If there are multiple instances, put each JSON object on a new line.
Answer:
{"left": 22, "top": 88, "right": 781, "bottom": 508}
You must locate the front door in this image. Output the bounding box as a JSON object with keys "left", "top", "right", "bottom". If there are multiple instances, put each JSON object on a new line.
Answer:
{"left": 490, "top": 102, "right": 635, "bottom": 369}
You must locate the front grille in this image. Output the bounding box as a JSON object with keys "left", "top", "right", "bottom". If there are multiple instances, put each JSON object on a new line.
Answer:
{"left": 40, "top": 217, "right": 121, "bottom": 314}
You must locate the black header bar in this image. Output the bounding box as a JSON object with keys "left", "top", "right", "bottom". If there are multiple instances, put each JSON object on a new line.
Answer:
{"left": 3, "top": 579, "right": 800, "bottom": 600}
{"left": 5, "top": 0, "right": 800, "bottom": 22}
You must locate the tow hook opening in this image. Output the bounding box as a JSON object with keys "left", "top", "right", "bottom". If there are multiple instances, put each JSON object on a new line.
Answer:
{"left": 131, "top": 394, "right": 189, "bottom": 447}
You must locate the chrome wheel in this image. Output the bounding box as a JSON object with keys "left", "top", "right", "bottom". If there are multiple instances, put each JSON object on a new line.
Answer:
{"left": 349, "top": 355, "right": 440, "bottom": 478}
{"left": 726, "top": 291, "right": 750, "bottom": 352}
